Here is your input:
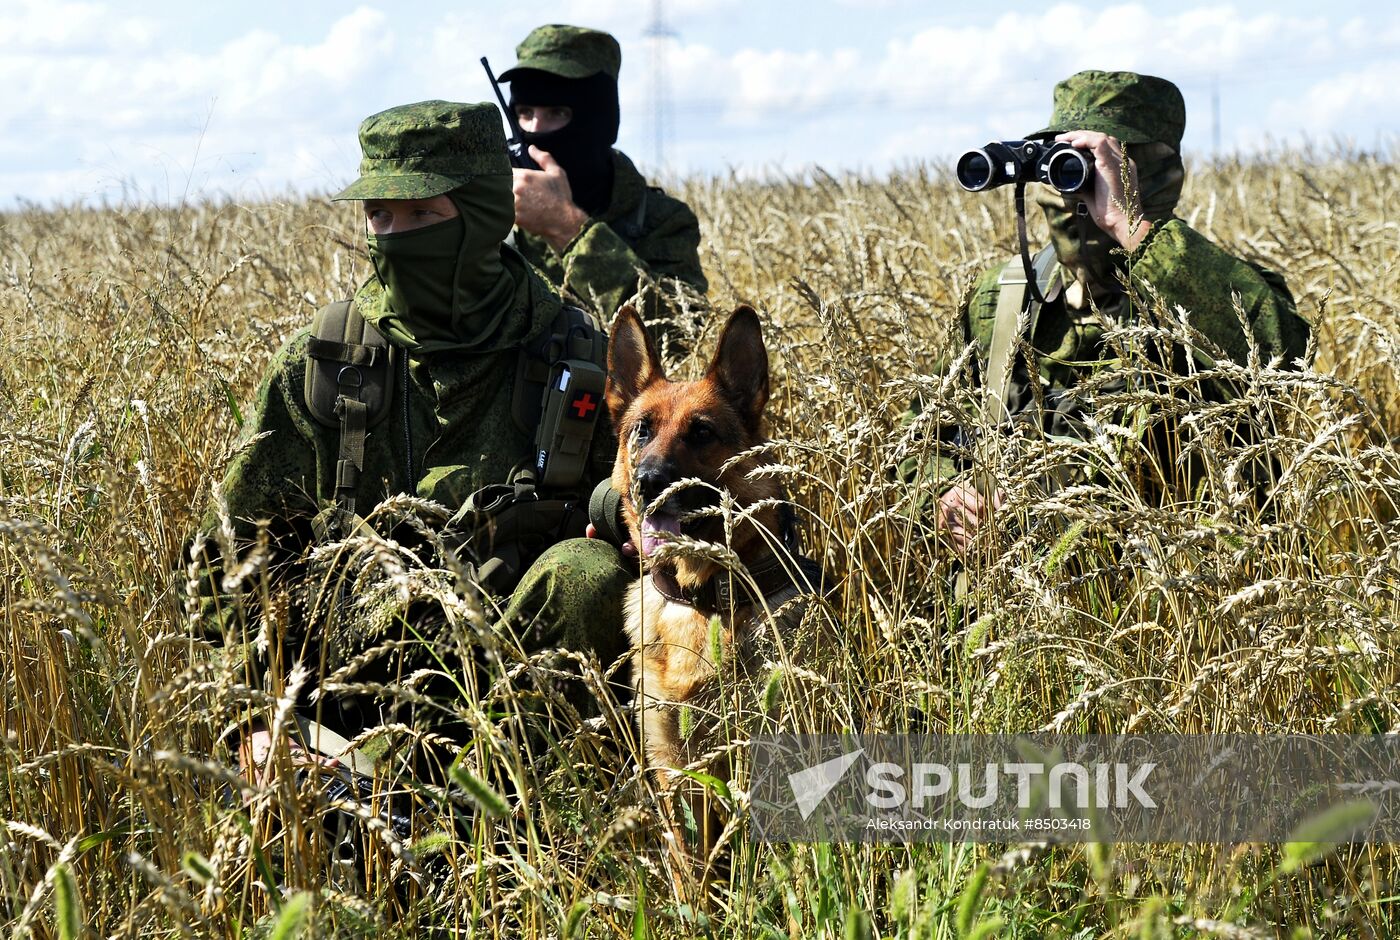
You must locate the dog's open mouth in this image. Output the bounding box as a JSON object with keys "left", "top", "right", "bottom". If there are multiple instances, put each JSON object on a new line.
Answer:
{"left": 640, "top": 513, "right": 683, "bottom": 557}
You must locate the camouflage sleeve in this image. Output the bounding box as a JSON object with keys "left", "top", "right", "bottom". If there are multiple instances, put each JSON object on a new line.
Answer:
{"left": 897, "top": 267, "right": 1003, "bottom": 489}
{"left": 185, "top": 332, "right": 323, "bottom": 653}
{"left": 896, "top": 396, "right": 961, "bottom": 494}
{"left": 627, "top": 196, "right": 708, "bottom": 294}
{"left": 557, "top": 196, "right": 708, "bottom": 335}
{"left": 1128, "top": 219, "right": 1309, "bottom": 366}
{"left": 211, "top": 332, "right": 324, "bottom": 542}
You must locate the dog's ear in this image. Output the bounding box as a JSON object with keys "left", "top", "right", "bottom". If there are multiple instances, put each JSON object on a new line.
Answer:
{"left": 606, "top": 304, "right": 666, "bottom": 417}
{"left": 707, "top": 305, "right": 769, "bottom": 432}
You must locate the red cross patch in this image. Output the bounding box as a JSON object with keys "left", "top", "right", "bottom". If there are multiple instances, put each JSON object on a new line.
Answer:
{"left": 570, "top": 392, "right": 598, "bottom": 420}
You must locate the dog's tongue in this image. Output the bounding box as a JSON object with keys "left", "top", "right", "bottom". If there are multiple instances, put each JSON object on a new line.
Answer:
{"left": 641, "top": 514, "right": 682, "bottom": 556}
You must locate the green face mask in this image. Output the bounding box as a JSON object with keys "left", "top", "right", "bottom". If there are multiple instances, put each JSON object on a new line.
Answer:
{"left": 1035, "top": 142, "right": 1185, "bottom": 298}
{"left": 1035, "top": 187, "right": 1119, "bottom": 294}
{"left": 360, "top": 174, "right": 520, "bottom": 354}
{"left": 368, "top": 216, "right": 463, "bottom": 324}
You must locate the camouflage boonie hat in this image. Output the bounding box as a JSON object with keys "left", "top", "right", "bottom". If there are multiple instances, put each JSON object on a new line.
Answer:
{"left": 1033, "top": 70, "right": 1186, "bottom": 148}
{"left": 498, "top": 25, "right": 622, "bottom": 81}
{"left": 333, "top": 100, "right": 510, "bottom": 201}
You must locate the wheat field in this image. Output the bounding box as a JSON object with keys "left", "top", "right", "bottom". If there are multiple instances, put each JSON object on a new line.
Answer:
{"left": 2, "top": 155, "right": 1398, "bottom": 937}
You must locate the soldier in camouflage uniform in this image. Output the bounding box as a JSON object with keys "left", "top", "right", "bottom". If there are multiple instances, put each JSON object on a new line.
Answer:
{"left": 500, "top": 24, "right": 708, "bottom": 348}
{"left": 190, "top": 101, "right": 630, "bottom": 770}
{"left": 914, "top": 71, "right": 1310, "bottom": 549}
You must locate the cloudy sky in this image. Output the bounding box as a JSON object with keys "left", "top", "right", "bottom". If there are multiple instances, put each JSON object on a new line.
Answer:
{"left": 6, "top": 0, "right": 1397, "bottom": 206}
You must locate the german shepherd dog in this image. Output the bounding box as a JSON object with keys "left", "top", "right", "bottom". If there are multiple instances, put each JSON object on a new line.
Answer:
{"left": 605, "top": 304, "right": 825, "bottom": 880}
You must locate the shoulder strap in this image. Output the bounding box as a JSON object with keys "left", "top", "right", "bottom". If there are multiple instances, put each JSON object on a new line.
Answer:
{"left": 615, "top": 188, "right": 649, "bottom": 246}
{"left": 511, "top": 304, "right": 607, "bottom": 491}
{"left": 981, "top": 247, "right": 1058, "bottom": 426}
{"left": 305, "top": 300, "right": 397, "bottom": 517}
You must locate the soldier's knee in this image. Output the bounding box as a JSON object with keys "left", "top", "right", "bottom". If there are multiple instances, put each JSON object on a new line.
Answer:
{"left": 527, "top": 538, "right": 631, "bottom": 594}
{"left": 508, "top": 538, "right": 632, "bottom": 659}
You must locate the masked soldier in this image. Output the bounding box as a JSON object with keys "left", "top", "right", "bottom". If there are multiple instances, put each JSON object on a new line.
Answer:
{"left": 914, "top": 71, "right": 1311, "bottom": 549}
{"left": 189, "top": 101, "right": 630, "bottom": 773}
{"left": 499, "top": 24, "right": 708, "bottom": 350}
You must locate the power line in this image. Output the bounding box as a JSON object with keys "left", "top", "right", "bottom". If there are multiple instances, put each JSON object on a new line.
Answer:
{"left": 643, "top": 0, "right": 676, "bottom": 170}
{"left": 1211, "top": 74, "right": 1221, "bottom": 158}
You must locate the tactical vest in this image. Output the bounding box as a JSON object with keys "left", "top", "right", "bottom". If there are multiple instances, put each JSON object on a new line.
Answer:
{"left": 983, "top": 247, "right": 1304, "bottom": 424}
{"left": 978, "top": 246, "right": 1304, "bottom": 508}
{"left": 302, "top": 299, "right": 607, "bottom": 595}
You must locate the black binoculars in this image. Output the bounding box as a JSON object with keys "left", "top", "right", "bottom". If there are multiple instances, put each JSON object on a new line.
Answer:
{"left": 956, "top": 139, "right": 1093, "bottom": 194}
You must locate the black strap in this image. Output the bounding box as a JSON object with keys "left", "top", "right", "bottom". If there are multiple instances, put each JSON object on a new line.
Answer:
{"left": 616, "top": 188, "right": 649, "bottom": 245}
{"left": 1014, "top": 177, "right": 1048, "bottom": 307}
{"left": 445, "top": 469, "right": 590, "bottom": 595}
{"left": 301, "top": 301, "right": 399, "bottom": 535}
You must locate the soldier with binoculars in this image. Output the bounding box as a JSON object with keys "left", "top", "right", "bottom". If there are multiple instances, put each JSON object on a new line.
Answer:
{"left": 910, "top": 70, "right": 1312, "bottom": 549}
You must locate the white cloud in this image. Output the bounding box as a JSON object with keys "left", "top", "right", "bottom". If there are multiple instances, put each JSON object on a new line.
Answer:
{"left": 132, "top": 9, "right": 392, "bottom": 123}
{"left": 558, "top": 0, "right": 742, "bottom": 23}
{"left": 653, "top": 2, "right": 1390, "bottom": 173}
{"left": 724, "top": 47, "right": 863, "bottom": 123}
{"left": 8, "top": 1, "right": 1400, "bottom": 202}
{"left": 1266, "top": 60, "right": 1400, "bottom": 138}
{"left": 1335, "top": 14, "right": 1400, "bottom": 54}
{"left": 7, "top": 0, "right": 158, "bottom": 54}
{"left": 629, "top": 39, "right": 729, "bottom": 112}
{"left": 3, "top": 6, "right": 397, "bottom": 203}
{"left": 598, "top": 2, "right": 1400, "bottom": 175}
{"left": 876, "top": 111, "right": 1044, "bottom": 169}
{"left": 868, "top": 3, "right": 1330, "bottom": 106}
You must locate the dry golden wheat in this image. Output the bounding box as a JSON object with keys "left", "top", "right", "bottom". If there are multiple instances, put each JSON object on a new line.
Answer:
{"left": 1, "top": 156, "right": 1398, "bottom": 935}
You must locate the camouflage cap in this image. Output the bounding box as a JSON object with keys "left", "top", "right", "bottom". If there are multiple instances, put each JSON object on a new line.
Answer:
{"left": 1033, "top": 70, "right": 1186, "bottom": 148}
{"left": 498, "top": 25, "right": 622, "bottom": 81}
{"left": 333, "top": 100, "right": 510, "bottom": 201}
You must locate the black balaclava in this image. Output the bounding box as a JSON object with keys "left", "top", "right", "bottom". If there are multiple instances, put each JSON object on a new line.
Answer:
{"left": 509, "top": 68, "right": 619, "bottom": 215}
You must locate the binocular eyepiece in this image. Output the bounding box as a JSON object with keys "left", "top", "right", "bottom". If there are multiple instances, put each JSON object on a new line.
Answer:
{"left": 956, "top": 140, "right": 1093, "bottom": 195}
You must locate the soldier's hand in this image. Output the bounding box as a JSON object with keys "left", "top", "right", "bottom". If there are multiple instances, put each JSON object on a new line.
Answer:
{"left": 586, "top": 522, "right": 638, "bottom": 558}
{"left": 239, "top": 724, "right": 340, "bottom": 787}
{"left": 513, "top": 147, "right": 590, "bottom": 253}
{"left": 935, "top": 483, "right": 1005, "bottom": 552}
{"left": 1055, "top": 130, "right": 1151, "bottom": 252}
